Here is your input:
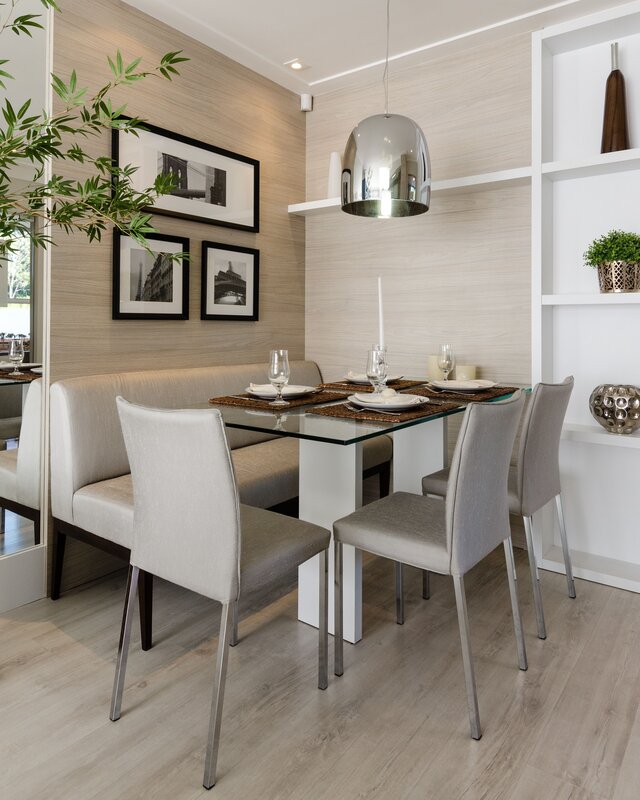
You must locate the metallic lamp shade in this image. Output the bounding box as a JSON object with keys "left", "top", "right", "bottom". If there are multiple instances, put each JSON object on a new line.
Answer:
{"left": 341, "top": 113, "right": 431, "bottom": 218}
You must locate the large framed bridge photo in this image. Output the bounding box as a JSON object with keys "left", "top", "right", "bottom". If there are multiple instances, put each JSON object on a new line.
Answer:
{"left": 201, "top": 241, "right": 259, "bottom": 321}
{"left": 112, "top": 119, "right": 259, "bottom": 232}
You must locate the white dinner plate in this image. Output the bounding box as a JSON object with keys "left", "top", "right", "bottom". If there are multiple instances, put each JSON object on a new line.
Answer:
{"left": 0, "top": 362, "right": 42, "bottom": 370}
{"left": 30, "top": 367, "right": 43, "bottom": 374}
{"left": 348, "top": 393, "right": 429, "bottom": 411}
{"left": 429, "top": 379, "right": 497, "bottom": 392}
{"left": 344, "top": 372, "right": 402, "bottom": 384}
{"left": 245, "top": 384, "right": 317, "bottom": 399}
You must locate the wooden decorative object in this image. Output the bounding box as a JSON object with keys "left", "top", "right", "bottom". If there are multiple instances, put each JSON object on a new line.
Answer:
{"left": 601, "top": 42, "right": 630, "bottom": 154}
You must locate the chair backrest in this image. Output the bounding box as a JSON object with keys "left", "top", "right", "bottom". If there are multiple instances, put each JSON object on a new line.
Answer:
{"left": 16, "top": 378, "right": 42, "bottom": 509}
{"left": 446, "top": 391, "right": 524, "bottom": 576}
{"left": 116, "top": 398, "right": 240, "bottom": 604}
{"left": 516, "top": 377, "right": 573, "bottom": 516}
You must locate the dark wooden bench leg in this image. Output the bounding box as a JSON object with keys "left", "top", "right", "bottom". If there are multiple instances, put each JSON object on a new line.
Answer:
{"left": 138, "top": 571, "right": 153, "bottom": 651}
{"left": 51, "top": 525, "right": 67, "bottom": 600}
{"left": 379, "top": 461, "right": 391, "bottom": 498}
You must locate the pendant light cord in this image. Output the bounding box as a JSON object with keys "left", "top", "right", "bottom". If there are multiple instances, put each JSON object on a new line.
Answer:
{"left": 383, "top": 0, "right": 390, "bottom": 115}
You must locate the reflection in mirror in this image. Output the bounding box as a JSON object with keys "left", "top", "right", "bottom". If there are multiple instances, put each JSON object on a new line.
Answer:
{"left": 0, "top": 226, "right": 42, "bottom": 555}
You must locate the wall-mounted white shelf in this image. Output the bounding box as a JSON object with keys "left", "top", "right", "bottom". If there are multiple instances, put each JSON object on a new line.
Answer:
{"left": 288, "top": 166, "right": 532, "bottom": 217}
{"left": 542, "top": 292, "right": 640, "bottom": 305}
{"left": 542, "top": 148, "right": 640, "bottom": 181}
{"left": 562, "top": 422, "right": 640, "bottom": 449}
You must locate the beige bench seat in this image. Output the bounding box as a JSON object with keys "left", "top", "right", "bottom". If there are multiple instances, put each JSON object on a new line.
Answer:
{"left": 50, "top": 362, "right": 392, "bottom": 649}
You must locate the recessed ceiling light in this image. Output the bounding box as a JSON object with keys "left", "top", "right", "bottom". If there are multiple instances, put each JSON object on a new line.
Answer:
{"left": 284, "top": 58, "right": 308, "bottom": 71}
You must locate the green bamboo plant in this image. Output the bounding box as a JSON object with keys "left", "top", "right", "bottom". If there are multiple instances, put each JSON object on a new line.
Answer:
{"left": 0, "top": 0, "right": 188, "bottom": 259}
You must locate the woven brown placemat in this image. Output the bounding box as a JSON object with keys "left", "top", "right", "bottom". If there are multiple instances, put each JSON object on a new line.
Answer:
{"left": 411, "top": 385, "right": 521, "bottom": 404}
{"left": 0, "top": 370, "right": 39, "bottom": 382}
{"left": 320, "top": 378, "right": 426, "bottom": 393}
{"left": 209, "top": 390, "right": 345, "bottom": 411}
{"left": 305, "top": 399, "right": 461, "bottom": 424}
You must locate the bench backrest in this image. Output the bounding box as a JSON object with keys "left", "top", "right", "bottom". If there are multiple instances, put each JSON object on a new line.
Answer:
{"left": 16, "top": 378, "right": 42, "bottom": 510}
{"left": 50, "top": 361, "right": 322, "bottom": 523}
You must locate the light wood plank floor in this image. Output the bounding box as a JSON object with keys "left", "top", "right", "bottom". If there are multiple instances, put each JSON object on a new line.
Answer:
{"left": 2, "top": 548, "right": 640, "bottom": 800}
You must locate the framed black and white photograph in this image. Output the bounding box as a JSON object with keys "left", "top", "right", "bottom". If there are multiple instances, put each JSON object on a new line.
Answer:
{"left": 112, "top": 119, "right": 259, "bottom": 232}
{"left": 113, "top": 230, "right": 190, "bottom": 320}
{"left": 201, "top": 241, "right": 259, "bottom": 321}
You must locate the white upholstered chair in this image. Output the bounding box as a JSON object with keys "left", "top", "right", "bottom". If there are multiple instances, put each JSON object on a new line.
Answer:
{"left": 0, "top": 379, "right": 41, "bottom": 545}
{"left": 333, "top": 392, "right": 526, "bottom": 740}
{"left": 423, "top": 378, "right": 575, "bottom": 640}
{"left": 110, "top": 398, "right": 330, "bottom": 789}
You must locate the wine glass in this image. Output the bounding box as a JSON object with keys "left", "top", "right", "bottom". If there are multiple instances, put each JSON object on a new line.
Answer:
{"left": 366, "top": 348, "right": 387, "bottom": 395}
{"left": 268, "top": 349, "right": 290, "bottom": 407}
{"left": 8, "top": 339, "right": 24, "bottom": 377}
{"left": 437, "top": 344, "right": 455, "bottom": 382}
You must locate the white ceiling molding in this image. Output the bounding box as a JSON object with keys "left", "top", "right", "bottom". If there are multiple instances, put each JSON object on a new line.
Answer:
{"left": 123, "top": 0, "right": 629, "bottom": 95}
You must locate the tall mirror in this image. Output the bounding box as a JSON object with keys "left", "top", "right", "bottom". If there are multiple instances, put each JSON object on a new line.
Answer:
{"left": 0, "top": 0, "right": 50, "bottom": 610}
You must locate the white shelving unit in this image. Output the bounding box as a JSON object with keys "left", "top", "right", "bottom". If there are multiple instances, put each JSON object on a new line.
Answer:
{"left": 532, "top": 1, "right": 640, "bottom": 592}
{"left": 288, "top": 166, "right": 531, "bottom": 217}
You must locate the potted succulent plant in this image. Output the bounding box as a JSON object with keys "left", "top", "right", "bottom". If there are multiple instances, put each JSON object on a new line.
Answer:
{"left": 584, "top": 229, "right": 640, "bottom": 293}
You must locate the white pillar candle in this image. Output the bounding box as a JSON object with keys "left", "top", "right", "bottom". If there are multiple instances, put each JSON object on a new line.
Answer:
{"left": 377, "top": 276, "right": 385, "bottom": 349}
{"left": 456, "top": 365, "right": 477, "bottom": 381}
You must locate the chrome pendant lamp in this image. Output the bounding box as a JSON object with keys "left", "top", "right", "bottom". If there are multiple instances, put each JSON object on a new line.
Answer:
{"left": 341, "top": 0, "right": 431, "bottom": 218}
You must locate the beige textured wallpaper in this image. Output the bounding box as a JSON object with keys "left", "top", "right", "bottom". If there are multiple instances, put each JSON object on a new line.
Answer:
{"left": 304, "top": 32, "right": 532, "bottom": 387}
{"left": 50, "top": 0, "right": 306, "bottom": 383}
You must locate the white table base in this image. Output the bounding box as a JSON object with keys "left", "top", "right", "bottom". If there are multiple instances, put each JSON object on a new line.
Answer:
{"left": 297, "top": 417, "right": 447, "bottom": 643}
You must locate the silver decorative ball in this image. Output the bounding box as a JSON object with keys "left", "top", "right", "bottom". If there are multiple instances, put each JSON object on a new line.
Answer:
{"left": 589, "top": 384, "right": 640, "bottom": 434}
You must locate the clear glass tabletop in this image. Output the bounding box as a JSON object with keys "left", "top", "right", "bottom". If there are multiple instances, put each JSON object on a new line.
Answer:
{"left": 200, "top": 386, "right": 525, "bottom": 446}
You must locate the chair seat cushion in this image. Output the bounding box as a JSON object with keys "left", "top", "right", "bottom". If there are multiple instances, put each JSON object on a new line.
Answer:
{"left": 422, "top": 465, "right": 521, "bottom": 515}
{"left": 334, "top": 492, "right": 450, "bottom": 575}
{"left": 0, "top": 449, "right": 18, "bottom": 502}
{"left": 240, "top": 505, "right": 330, "bottom": 594}
{"left": 73, "top": 475, "right": 134, "bottom": 549}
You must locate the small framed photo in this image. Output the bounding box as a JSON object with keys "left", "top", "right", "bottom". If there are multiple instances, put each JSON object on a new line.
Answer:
{"left": 201, "top": 241, "right": 259, "bottom": 321}
{"left": 113, "top": 231, "right": 189, "bottom": 320}
{"left": 112, "top": 119, "right": 259, "bottom": 232}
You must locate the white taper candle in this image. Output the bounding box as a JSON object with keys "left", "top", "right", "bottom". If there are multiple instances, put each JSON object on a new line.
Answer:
{"left": 378, "top": 276, "right": 385, "bottom": 348}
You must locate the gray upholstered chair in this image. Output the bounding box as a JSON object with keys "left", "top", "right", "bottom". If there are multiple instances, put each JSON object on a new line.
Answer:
{"left": 423, "top": 377, "right": 575, "bottom": 641}
{"left": 0, "top": 379, "right": 42, "bottom": 545}
{"left": 334, "top": 392, "right": 527, "bottom": 741}
{"left": 110, "top": 398, "right": 330, "bottom": 790}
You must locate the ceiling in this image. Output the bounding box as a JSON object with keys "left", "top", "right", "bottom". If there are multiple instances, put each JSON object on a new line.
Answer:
{"left": 124, "top": 0, "right": 625, "bottom": 94}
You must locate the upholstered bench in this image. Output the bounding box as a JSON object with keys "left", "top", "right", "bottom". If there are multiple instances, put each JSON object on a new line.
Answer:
{"left": 49, "top": 361, "right": 392, "bottom": 647}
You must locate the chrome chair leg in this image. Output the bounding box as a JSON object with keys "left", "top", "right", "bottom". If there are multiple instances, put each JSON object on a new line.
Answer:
{"left": 452, "top": 574, "right": 481, "bottom": 741}
{"left": 318, "top": 549, "right": 328, "bottom": 690}
{"left": 555, "top": 494, "right": 576, "bottom": 599}
{"left": 203, "top": 602, "right": 232, "bottom": 790}
{"left": 395, "top": 562, "right": 404, "bottom": 625}
{"left": 523, "top": 515, "right": 547, "bottom": 640}
{"left": 230, "top": 600, "right": 239, "bottom": 647}
{"left": 110, "top": 565, "right": 139, "bottom": 722}
{"left": 422, "top": 569, "right": 430, "bottom": 600}
{"left": 503, "top": 538, "right": 528, "bottom": 671}
{"left": 334, "top": 542, "right": 344, "bottom": 677}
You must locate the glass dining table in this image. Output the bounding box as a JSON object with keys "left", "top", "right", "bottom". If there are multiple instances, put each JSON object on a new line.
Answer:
{"left": 209, "top": 387, "right": 520, "bottom": 643}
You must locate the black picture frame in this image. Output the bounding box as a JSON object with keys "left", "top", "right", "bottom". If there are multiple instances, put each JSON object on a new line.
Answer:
{"left": 201, "top": 241, "right": 259, "bottom": 321}
{"left": 112, "top": 119, "right": 259, "bottom": 232}
{"left": 112, "top": 230, "right": 190, "bottom": 320}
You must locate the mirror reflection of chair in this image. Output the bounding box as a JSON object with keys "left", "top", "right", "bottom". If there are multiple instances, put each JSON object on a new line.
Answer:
{"left": 110, "top": 398, "right": 330, "bottom": 789}
{"left": 333, "top": 392, "right": 526, "bottom": 741}
{"left": 423, "top": 378, "right": 576, "bottom": 640}
{"left": 0, "top": 379, "right": 41, "bottom": 548}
